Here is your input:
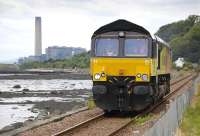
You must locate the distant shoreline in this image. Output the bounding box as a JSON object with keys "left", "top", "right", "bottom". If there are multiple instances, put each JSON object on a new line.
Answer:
{"left": 0, "top": 71, "right": 90, "bottom": 80}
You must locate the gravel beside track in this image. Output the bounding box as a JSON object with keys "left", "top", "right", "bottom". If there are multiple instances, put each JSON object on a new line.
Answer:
{"left": 66, "top": 117, "right": 131, "bottom": 136}
{"left": 18, "top": 108, "right": 103, "bottom": 136}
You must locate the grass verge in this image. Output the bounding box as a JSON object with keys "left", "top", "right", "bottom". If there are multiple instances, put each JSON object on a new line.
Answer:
{"left": 87, "top": 96, "right": 96, "bottom": 109}
{"left": 134, "top": 114, "right": 153, "bottom": 125}
{"left": 180, "top": 84, "right": 200, "bottom": 136}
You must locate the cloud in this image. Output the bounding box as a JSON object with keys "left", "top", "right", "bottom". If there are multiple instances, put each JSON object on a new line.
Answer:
{"left": 0, "top": 0, "right": 199, "bottom": 62}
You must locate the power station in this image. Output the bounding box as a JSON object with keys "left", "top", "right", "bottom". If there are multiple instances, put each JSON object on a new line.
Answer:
{"left": 35, "top": 17, "right": 42, "bottom": 56}
{"left": 18, "top": 17, "right": 86, "bottom": 64}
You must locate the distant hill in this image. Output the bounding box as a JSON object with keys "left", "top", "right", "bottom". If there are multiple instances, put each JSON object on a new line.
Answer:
{"left": 156, "top": 15, "right": 200, "bottom": 63}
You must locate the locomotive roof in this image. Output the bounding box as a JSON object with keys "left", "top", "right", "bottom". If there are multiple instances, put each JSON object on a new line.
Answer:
{"left": 92, "top": 19, "right": 151, "bottom": 38}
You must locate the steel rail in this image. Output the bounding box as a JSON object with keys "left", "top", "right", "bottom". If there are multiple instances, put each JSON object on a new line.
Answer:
{"left": 170, "top": 73, "right": 192, "bottom": 85}
{"left": 51, "top": 112, "right": 105, "bottom": 136}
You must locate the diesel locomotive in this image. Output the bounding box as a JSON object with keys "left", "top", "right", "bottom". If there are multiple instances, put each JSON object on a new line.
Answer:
{"left": 90, "top": 19, "right": 172, "bottom": 111}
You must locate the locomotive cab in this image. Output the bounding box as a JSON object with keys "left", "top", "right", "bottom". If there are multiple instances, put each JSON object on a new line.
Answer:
{"left": 90, "top": 20, "right": 171, "bottom": 111}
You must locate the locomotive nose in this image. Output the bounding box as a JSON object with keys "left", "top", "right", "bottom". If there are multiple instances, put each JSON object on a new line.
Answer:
{"left": 119, "top": 69, "right": 125, "bottom": 76}
{"left": 91, "top": 58, "right": 151, "bottom": 82}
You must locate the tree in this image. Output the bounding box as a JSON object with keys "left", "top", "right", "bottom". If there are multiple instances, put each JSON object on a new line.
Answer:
{"left": 156, "top": 15, "right": 200, "bottom": 63}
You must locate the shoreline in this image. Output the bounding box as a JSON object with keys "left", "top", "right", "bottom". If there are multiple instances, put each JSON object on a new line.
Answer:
{"left": 0, "top": 73, "right": 90, "bottom": 80}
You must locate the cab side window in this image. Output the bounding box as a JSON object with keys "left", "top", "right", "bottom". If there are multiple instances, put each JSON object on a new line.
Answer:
{"left": 157, "top": 43, "right": 162, "bottom": 70}
{"left": 152, "top": 40, "right": 157, "bottom": 58}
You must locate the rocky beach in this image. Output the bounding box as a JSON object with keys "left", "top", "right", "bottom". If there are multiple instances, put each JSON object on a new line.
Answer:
{"left": 0, "top": 72, "right": 92, "bottom": 134}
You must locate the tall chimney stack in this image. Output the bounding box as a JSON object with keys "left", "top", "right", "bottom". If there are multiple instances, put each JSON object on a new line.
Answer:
{"left": 35, "top": 17, "right": 42, "bottom": 56}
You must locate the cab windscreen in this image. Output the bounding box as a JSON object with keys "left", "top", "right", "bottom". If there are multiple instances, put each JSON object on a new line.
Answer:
{"left": 124, "top": 38, "right": 148, "bottom": 57}
{"left": 95, "top": 38, "right": 119, "bottom": 57}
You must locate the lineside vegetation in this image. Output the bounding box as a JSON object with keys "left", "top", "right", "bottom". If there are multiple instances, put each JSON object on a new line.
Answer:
{"left": 180, "top": 84, "right": 200, "bottom": 136}
{"left": 19, "top": 51, "right": 90, "bottom": 69}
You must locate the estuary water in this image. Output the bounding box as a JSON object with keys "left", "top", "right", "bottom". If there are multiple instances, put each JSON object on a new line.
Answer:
{"left": 0, "top": 79, "right": 92, "bottom": 92}
{"left": 0, "top": 79, "right": 92, "bottom": 131}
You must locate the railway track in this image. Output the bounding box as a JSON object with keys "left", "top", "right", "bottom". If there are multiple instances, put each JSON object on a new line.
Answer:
{"left": 52, "top": 74, "right": 196, "bottom": 136}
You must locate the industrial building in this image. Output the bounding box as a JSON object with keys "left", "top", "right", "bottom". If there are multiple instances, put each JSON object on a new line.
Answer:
{"left": 18, "top": 46, "right": 86, "bottom": 64}
{"left": 45, "top": 46, "right": 86, "bottom": 60}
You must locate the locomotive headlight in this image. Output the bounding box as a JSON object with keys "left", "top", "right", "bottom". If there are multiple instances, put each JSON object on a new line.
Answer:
{"left": 101, "top": 72, "right": 105, "bottom": 77}
{"left": 119, "top": 31, "right": 125, "bottom": 37}
{"left": 94, "top": 73, "right": 101, "bottom": 80}
{"left": 136, "top": 73, "right": 141, "bottom": 78}
{"left": 142, "top": 74, "right": 148, "bottom": 81}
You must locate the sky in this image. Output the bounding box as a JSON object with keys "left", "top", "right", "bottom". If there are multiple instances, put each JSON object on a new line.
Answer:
{"left": 0, "top": 0, "right": 200, "bottom": 63}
